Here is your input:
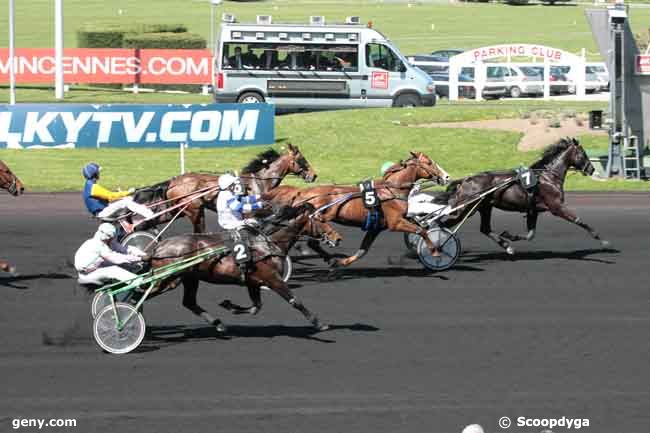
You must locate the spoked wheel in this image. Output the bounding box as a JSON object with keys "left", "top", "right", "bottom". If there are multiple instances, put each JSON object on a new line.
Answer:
{"left": 93, "top": 303, "right": 146, "bottom": 355}
{"left": 281, "top": 255, "right": 292, "bottom": 282}
{"left": 121, "top": 230, "right": 158, "bottom": 252}
{"left": 403, "top": 232, "right": 421, "bottom": 253}
{"left": 91, "top": 291, "right": 134, "bottom": 319}
{"left": 416, "top": 227, "right": 461, "bottom": 272}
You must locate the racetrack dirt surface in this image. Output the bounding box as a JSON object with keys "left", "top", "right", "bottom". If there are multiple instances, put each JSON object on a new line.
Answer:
{"left": 1, "top": 193, "right": 649, "bottom": 433}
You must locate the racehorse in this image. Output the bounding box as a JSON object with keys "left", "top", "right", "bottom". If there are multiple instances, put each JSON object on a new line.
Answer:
{"left": 442, "top": 137, "right": 608, "bottom": 254}
{"left": 148, "top": 203, "right": 341, "bottom": 332}
{"left": 0, "top": 160, "right": 25, "bottom": 273}
{"left": 263, "top": 152, "right": 450, "bottom": 269}
{"left": 133, "top": 143, "right": 317, "bottom": 233}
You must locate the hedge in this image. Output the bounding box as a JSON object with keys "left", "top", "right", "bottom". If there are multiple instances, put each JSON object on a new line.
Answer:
{"left": 77, "top": 23, "right": 188, "bottom": 49}
{"left": 123, "top": 32, "right": 207, "bottom": 50}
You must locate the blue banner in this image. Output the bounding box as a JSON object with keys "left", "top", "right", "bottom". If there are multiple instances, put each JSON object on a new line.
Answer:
{"left": 0, "top": 103, "right": 274, "bottom": 149}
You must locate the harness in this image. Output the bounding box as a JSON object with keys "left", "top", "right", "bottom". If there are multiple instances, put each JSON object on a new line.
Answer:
{"left": 359, "top": 180, "right": 384, "bottom": 232}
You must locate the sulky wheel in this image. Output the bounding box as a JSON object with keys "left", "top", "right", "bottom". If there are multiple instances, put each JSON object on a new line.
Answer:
{"left": 93, "top": 303, "right": 146, "bottom": 355}
{"left": 121, "top": 230, "right": 158, "bottom": 252}
{"left": 281, "top": 255, "right": 293, "bottom": 282}
{"left": 403, "top": 232, "right": 421, "bottom": 253}
{"left": 416, "top": 227, "right": 461, "bottom": 272}
{"left": 91, "top": 291, "right": 134, "bottom": 319}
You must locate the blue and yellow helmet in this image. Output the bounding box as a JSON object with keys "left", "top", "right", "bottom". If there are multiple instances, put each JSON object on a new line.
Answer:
{"left": 82, "top": 162, "right": 101, "bottom": 180}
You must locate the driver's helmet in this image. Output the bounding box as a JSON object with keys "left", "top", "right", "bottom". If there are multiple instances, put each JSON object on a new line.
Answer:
{"left": 218, "top": 173, "right": 238, "bottom": 190}
{"left": 95, "top": 223, "right": 117, "bottom": 241}
{"left": 380, "top": 161, "right": 396, "bottom": 176}
{"left": 82, "top": 162, "right": 101, "bottom": 180}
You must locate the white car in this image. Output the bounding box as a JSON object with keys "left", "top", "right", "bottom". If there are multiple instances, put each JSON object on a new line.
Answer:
{"left": 486, "top": 65, "right": 543, "bottom": 98}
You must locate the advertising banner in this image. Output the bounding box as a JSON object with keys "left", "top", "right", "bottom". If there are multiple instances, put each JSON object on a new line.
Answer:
{"left": 0, "top": 104, "right": 275, "bottom": 149}
{"left": 0, "top": 48, "right": 213, "bottom": 84}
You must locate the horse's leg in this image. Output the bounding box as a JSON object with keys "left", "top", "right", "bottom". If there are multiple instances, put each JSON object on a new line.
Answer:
{"left": 181, "top": 275, "right": 226, "bottom": 332}
{"left": 191, "top": 208, "right": 206, "bottom": 234}
{"left": 479, "top": 205, "right": 514, "bottom": 254}
{"left": 334, "top": 229, "right": 381, "bottom": 267}
{"left": 501, "top": 211, "right": 538, "bottom": 242}
{"left": 386, "top": 217, "right": 439, "bottom": 256}
{"left": 263, "top": 269, "right": 328, "bottom": 331}
{"left": 306, "top": 239, "right": 334, "bottom": 263}
{"left": 219, "top": 280, "right": 263, "bottom": 315}
{"left": 548, "top": 204, "right": 609, "bottom": 247}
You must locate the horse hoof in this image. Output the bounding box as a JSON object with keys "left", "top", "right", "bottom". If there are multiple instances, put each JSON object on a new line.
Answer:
{"left": 213, "top": 320, "right": 227, "bottom": 334}
{"left": 8, "top": 266, "right": 18, "bottom": 276}
{"left": 601, "top": 240, "right": 611, "bottom": 248}
{"left": 311, "top": 317, "right": 329, "bottom": 332}
{"left": 506, "top": 246, "right": 515, "bottom": 255}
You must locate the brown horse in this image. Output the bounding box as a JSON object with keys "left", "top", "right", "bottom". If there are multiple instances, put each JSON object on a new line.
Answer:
{"left": 263, "top": 152, "right": 450, "bottom": 269}
{"left": 133, "top": 143, "right": 317, "bottom": 233}
{"left": 0, "top": 160, "right": 25, "bottom": 273}
{"left": 148, "top": 204, "right": 341, "bottom": 332}
{"left": 442, "top": 137, "right": 608, "bottom": 254}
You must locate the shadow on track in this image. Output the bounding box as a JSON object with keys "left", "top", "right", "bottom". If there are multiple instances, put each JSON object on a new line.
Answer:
{"left": 145, "top": 322, "right": 379, "bottom": 347}
{"left": 0, "top": 272, "right": 71, "bottom": 289}
{"left": 461, "top": 248, "right": 619, "bottom": 265}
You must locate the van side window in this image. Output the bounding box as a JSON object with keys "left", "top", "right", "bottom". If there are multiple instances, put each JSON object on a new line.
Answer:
{"left": 222, "top": 42, "right": 358, "bottom": 72}
{"left": 366, "top": 43, "right": 403, "bottom": 72}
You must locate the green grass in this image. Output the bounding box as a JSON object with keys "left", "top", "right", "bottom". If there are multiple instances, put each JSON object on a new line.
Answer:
{"left": 2, "top": 0, "right": 649, "bottom": 57}
{"left": 2, "top": 103, "right": 647, "bottom": 193}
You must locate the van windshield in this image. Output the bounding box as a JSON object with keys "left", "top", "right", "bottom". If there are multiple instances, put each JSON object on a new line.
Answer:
{"left": 366, "top": 43, "right": 404, "bottom": 72}
{"left": 221, "top": 42, "right": 358, "bottom": 72}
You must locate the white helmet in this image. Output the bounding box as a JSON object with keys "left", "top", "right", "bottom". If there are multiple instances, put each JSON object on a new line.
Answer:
{"left": 218, "top": 173, "right": 238, "bottom": 190}
{"left": 461, "top": 425, "right": 484, "bottom": 433}
{"left": 95, "top": 223, "right": 117, "bottom": 241}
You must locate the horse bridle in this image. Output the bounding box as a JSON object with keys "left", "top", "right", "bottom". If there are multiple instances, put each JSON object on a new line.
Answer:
{"left": 386, "top": 158, "right": 445, "bottom": 188}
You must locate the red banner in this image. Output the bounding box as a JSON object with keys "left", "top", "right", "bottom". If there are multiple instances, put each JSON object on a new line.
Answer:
{"left": 0, "top": 48, "right": 213, "bottom": 84}
{"left": 636, "top": 55, "right": 650, "bottom": 75}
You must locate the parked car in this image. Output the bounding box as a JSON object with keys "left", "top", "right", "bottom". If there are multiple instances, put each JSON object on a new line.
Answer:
{"left": 519, "top": 65, "right": 575, "bottom": 94}
{"left": 586, "top": 63, "right": 609, "bottom": 90}
{"left": 415, "top": 65, "right": 505, "bottom": 100}
{"left": 429, "top": 49, "right": 464, "bottom": 62}
{"left": 556, "top": 65, "right": 607, "bottom": 93}
{"left": 486, "top": 65, "right": 543, "bottom": 98}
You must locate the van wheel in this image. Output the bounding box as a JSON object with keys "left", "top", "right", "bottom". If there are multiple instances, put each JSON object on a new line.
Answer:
{"left": 237, "top": 92, "right": 265, "bottom": 104}
{"left": 509, "top": 86, "right": 522, "bottom": 98}
{"left": 393, "top": 94, "right": 421, "bottom": 107}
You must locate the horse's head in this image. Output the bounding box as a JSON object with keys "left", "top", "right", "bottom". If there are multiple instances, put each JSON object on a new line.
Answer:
{"left": 284, "top": 143, "right": 317, "bottom": 183}
{"left": 384, "top": 151, "right": 449, "bottom": 186}
{"left": 567, "top": 138, "right": 595, "bottom": 176}
{"left": 273, "top": 203, "right": 342, "bottom": 247}
{"left": 0, "top": 160, "right": 24, "bottom": 196}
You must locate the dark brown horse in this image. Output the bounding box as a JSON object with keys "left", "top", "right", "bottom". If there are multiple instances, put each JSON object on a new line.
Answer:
{"left": 133, "top": 143, "right": 317, "bottom": 233}
{"left": 148, "top": 204, "right": 341, "bottom": 332}
{"left": 0, "top": 160, "right": 24, "bottom": 273}
{"left": 442, "top": 137, "right": 608, "bottom": 254}
{"left": 263, "top": 152, "right": 450, "bottom": 269}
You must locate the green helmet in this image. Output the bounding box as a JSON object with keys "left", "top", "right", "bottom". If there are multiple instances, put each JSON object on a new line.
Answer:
{"left": 380, "top": 161, "right": 396, "bottom": 176}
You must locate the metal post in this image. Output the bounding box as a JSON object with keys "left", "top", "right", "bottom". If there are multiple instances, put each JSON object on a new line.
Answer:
{"left": 8, "top": 0, "right": 16, "bottom": 105}
{"left": 54, "top": 0, "right": 64, "bottom": 99}
{"left": 210, "top": 0, "right": 222, "bottom": 90}
{"left": 180, "top": 142, "right": 186, "bottom": 174}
